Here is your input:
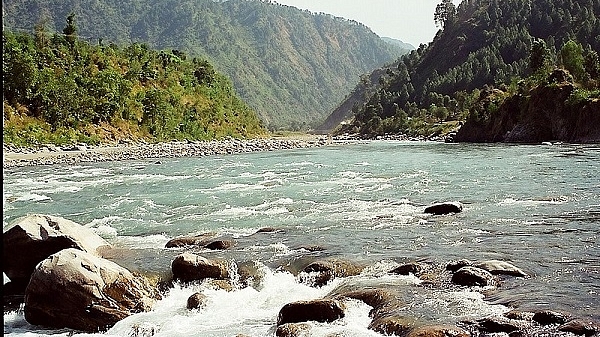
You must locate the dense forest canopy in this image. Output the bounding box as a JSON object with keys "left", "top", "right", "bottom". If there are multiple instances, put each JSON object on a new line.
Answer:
{"left": 2, "top": 25, "right": 266, "bottom": 146}
{"left": 2, "top": 0, "right": 409, "bottom": 130}
{"left": 333, "top": 0, "right": 600, "bottom": 137}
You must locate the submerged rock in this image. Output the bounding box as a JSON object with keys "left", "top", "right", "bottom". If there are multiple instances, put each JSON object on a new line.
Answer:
{"left": 171, "top": 253, "right": 230, "bottom": 282}
{"left": 300, "top": 259, "right": 365, "bottom": 287}
{"left": 165, "top": 233, "right": 216, "bottom": 248}
{"left": 558, "top": 319, "right": 600, "bottom": 336}
{"left": 3, "top": 214, "right": 110, "bottom": 288}
{"left": 24, "top": 248, "right": 157, "bottom": 332}
{"left": 276, "top": 323, "right": 311, "bottom": 337}
{"left": 390, "top": 262, "right": 424, "bottom": 276}
{"left": 368, "top": 315, "right": 416, "bottom": 336}
{"left": 277, "top": 299, "right": 345, "bottom": 326}
{"left": 532, "top": 310, "right": 572, "bottom": 325}
{"left": 406, "top": 325, "right": 470, "bottom": 337}
{"left": 424, "top": 202, "right": 463, "bottom": 215}
{"left": 451, "top": 266, "right": 497, "bottom": 287}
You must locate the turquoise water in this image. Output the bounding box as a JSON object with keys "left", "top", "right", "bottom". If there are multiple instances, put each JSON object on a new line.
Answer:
{"left": 3, "top": 141, "right": 600, "bottom": 336}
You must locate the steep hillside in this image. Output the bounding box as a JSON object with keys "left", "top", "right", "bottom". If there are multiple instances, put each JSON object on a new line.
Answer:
{"left": 2, "top": 0, "right": 409, "bottom": 130}
{"left": 329, "top": 0, "right": 600, "bottom": 138}
{"left": 3, "top": 30, "right": 266, "bottom": 145}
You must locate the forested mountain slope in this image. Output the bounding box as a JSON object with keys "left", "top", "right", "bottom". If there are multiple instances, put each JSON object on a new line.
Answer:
{"left": 329, "top": 0, "right": 600, "bottom": 138}
{"left": 2, "top": 0, "right": 409, "bottom": 130}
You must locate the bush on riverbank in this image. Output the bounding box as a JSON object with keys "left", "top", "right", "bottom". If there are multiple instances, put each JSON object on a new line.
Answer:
{"left": 2, "top": 23, "right": 266, "bottom": 146}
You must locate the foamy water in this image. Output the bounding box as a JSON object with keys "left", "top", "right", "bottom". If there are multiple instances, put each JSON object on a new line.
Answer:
{"left": 3, "top": 141, "right": 600, "bottom": 336}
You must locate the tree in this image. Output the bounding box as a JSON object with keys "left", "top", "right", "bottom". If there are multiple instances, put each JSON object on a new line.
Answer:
{"left": 529, "top": 38, "right": 551, "bottom": 73}
{"left": 434, "top": 0, "right": 457, "bottom": 29}
{"left": 63, "top": 12, "right": 77, "bottom": 48}
{"left": 560, "top": 40, "right": 585, "bottom": 81}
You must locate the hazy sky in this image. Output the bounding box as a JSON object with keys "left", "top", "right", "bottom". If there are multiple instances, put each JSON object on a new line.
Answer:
{"left": 272, "top": 0, "right": 462, "bottom": 47}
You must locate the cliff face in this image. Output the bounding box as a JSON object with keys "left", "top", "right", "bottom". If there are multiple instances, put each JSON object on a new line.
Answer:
{"left": 455, "top": 81, "right": 600, "bottom": 144}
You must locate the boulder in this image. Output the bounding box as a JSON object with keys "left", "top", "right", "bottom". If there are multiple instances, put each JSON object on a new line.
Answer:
{"left": 390, "top": 262, "right": 423, "bottom": 276}
{"left": 165, "top": 233, "right": 216, "bottom": 248}
{"left": 24, "top": 248, "right": 157, "bottom": 332}
{"left": 475, "top": 260, "right": 528, "bottom": 277}
{"left": 3, "top": 214, "right": 110, "bottom": 288}
{"left": 368, "top": 315, "right": 415, "bottom": 336}
{"left": 301, "top": 259, "right": 365, "bottom": 287}
{"left": 451, "top": 266, "right": 497, "bottom": 287}
{"left": 477, "top": 317, "right": 522, "bottom": 333}
{"left": 406, "top": 325, "right": 470, "bottom": 337}
{"left": 558, "top": 319, "right": 600, "bottom": 336}
{"left": 171, "top": 253, "right": 230, "bottom": 282}
{"left": 204, "top": 239, "right": 236, "bottom": 250}
{"left": 532, "top": 310, "right": 571, "bottom": 325}
{"left": 165, "top": 234, "right": 235, "bottom": 250}
{"left": 424, "top": 202, "right": 463, "bottom": 215}
{"left": 334, "top": 288, "right": 401, "bottom": 321}
{"left": 277, "top": 299, "right": 345, "bottom": 326}
{"left": 446, "top": 259, "right": 473, "bottom": 272}
{"left": 187, "top": 292, "right": 208, "bottom": 310}
{"left": 276, "top": 323, "right": 311, "bottom": 337}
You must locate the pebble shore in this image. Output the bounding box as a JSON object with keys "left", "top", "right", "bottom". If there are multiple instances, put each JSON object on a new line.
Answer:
{"left": 3, "top": 137, "right": 337, "bottom": 168}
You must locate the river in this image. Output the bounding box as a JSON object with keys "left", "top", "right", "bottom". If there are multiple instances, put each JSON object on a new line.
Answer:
{"left": 3, "top": 141, "right": 599, "bottom": 336}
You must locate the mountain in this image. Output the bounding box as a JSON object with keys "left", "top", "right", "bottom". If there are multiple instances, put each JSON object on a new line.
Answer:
{"left": 381, "top": 37, "right": 415, "bottom": 51}
{"left": 327, "top": 0, "right": 600, "bottom": 138}
{"left": 2, "top": 0, "right": 407, "bottom": 130}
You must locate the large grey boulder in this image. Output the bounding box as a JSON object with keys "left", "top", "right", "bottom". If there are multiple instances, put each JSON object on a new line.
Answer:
{"left": 3, "top": 214, "right": 110, "bottom": 288}
{"left": 24, "top": 248, "right": 158, "bottom": 332}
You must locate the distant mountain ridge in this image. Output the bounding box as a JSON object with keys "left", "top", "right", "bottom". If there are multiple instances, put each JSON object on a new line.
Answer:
{"left": 2, "top": 0, "right": 411, "bottom": 130}
{"left": 381, "top": 37, "right": 415, "bottom": 51}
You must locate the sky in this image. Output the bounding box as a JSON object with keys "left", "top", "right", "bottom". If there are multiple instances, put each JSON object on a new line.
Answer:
{"left": 272, "top": 0, "right": 462, "bottom": 48}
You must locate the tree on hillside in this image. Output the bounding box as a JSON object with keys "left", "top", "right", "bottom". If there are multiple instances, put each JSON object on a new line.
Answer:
{"left": 63, "top": 12, "right": 77, "bottom": 48}
{"left": 434, "top": 0, "right": 457, "bottom": 29}
{"left": 560, "top": 40, "right": 585, "bottom": 81}
{"left": 530, "top": 38, "right": 552, "bottom": 73}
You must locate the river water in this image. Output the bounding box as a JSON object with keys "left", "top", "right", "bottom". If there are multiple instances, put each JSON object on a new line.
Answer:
{"left": 3, "top": 141, "right": 599, "bottom": 336}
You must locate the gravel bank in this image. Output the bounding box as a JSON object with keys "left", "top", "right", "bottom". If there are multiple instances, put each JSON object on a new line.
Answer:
{"left": 3, "top": 137, "right": 336, "bottom": 168}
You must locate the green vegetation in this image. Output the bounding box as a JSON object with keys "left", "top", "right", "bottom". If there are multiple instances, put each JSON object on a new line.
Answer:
{"left": 332, "top": 0, "right": 600, "bottom": 138}
{"left": 3, "top": 0, "right": 408, "bottom": 131}
{"left": 3, "top": 26, "right": 265, "bottom": 146}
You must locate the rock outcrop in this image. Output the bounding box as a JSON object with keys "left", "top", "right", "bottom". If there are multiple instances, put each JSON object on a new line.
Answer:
{"left": 455, "top": 72, "right": 600, "bottom": 144}
{"left": 24, "top": 248, "right": 157, "bottom": 332}
{"left": 3, "top": 214, "right": 110, "bottom": 288}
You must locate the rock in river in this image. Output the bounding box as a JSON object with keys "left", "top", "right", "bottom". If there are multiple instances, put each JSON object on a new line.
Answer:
{"left": 171, "top": 252, "right": 230, "bottom": 282}
{"left": 451, "top": 266, "right": 497, "bottom": 287}
{"left": 24, "top": 248, "right": 157, "bottom": 332}
{"left": 424, "top": 202, "right": 463, "bottom": 215}
{"left": 277, "top": 299, "right": 345, "bottom": 326}
{"left": 3, "top": 214, "right": 110, "bottom": 288}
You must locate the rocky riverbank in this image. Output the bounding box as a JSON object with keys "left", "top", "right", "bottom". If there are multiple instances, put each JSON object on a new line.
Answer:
{"left": 2, "top": 137, "right": 335, "bottom": 168}
{"left": 4, "top": 213, "right": 599, "bottom": 336}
